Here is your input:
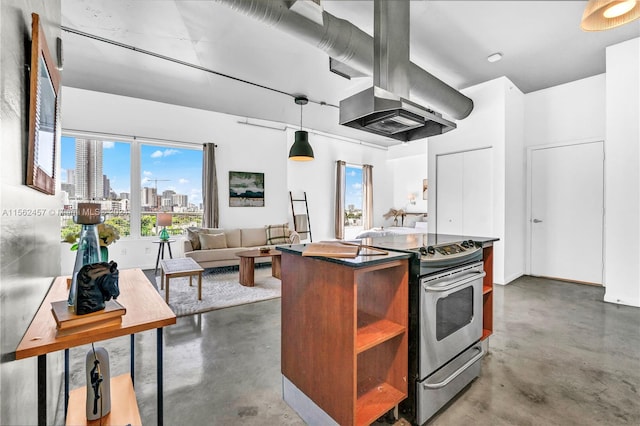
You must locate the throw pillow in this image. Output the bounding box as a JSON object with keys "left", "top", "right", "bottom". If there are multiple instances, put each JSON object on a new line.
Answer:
{"left": 186, "top": 227, "right": 203, "bottom": 250}
{"left": 199, "top": 233, "right": 227, "bottom": 250}
{"left": 266, "top": 224, "right": 289, "bottom": 245}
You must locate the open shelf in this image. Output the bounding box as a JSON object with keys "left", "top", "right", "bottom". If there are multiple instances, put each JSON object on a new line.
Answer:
{"left": 481, "top": 328, "right": 492, "bottom": 341}
{"left": 66, "top": 374, "right": 141, "bottom": 426}
{"left": 355, "top": 380, "right": 405, "bottom": 426}
{"left": 483, "top": 285, "right": 492, "bottom": 295}
{"left": 356, "top": 310, "right": 406, "bottom": 354}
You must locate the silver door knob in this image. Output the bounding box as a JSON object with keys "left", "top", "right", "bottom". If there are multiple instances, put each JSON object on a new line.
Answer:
{"left": 533, "top": 219, "right": 543, "bottom": 223}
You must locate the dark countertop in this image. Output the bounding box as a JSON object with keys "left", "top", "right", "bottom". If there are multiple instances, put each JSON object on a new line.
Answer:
{"left": 356, "top": 233, "right": 499, "bottom": 252}
{"left": 278, "top": 243, "right": 412, "bottom": 268}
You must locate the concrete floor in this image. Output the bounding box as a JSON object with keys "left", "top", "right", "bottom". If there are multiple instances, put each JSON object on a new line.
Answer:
{"left": 56, "top": 274, "right": 640, "bottom": 425}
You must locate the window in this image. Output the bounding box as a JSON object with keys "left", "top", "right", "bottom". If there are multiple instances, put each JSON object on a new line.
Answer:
{"left": 60, "top": 135, "right": 203, "bottom": 240}
{"left": 140, "top": 144, "right": 203, "bottom": 237}
{"left": 60, "top": 136, "right": 131, "bottom": 240}
{"left": 344, "top": 164, "right": 363, "bottom": 239}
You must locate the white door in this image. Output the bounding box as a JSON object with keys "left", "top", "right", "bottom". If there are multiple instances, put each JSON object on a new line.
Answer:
{"left": 436, "top": 148, "right": 493, "bottom": 236}
{"left": 530, "top": 142, "right": 604, "bottom": 284}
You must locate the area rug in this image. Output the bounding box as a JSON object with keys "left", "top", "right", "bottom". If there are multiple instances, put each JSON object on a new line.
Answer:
{"left": 156, "top": 265, "right": 281, "bottom": 317}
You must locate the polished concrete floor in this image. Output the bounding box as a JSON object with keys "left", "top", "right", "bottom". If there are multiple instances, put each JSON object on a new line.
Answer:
{"left": 55, "top": 274, "right": 640, "bottom": 425}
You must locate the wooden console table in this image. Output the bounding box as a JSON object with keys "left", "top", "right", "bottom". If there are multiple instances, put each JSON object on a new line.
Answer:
{"left": 15, "top": 268, "right": 176, "bottom": 426}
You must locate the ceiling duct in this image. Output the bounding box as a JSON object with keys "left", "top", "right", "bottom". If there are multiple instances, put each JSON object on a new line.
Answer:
{"left": 340, "top": 0, "right": 456, "bottom": 141}
{"left": 213, "top": 0, "right": 473, "bottom": 122}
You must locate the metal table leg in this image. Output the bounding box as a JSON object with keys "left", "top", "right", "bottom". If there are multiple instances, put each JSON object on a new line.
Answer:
{"left": 38, "top": 354, "right": 46, "bottom": 426}
{"left": 157, "top": 327, "right": 164, "bottom": 426}
{"left": 130, "top": 334, "right": 135, "bottom": 387}
{"left": 64, "top": 349, "right": 69, "bottom": 419}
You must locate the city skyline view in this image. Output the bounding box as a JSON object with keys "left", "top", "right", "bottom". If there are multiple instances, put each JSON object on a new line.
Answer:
{"left": 345, "top": 165, "right": 363, "bottom": 211}
{"left": 61, "top": 136, "right": 203, "bottom": 207}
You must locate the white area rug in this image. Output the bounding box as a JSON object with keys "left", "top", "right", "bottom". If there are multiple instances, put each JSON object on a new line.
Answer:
{"left": 156, "top": 265, "right": 280, "bottom": 317}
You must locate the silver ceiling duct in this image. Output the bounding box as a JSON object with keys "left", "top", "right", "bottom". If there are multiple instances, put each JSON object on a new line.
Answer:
{"left": 340, "top": 0, "right": 456, "bottom": 141}
{"left": 214, "top": 0, "right": 473, "bottom": 122}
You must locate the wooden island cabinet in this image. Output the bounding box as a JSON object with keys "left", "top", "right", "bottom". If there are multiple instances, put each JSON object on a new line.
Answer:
{"left": 279, "top": 246, "right": 411, "bottom": 426}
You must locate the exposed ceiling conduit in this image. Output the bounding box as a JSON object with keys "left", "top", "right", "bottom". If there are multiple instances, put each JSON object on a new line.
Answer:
{"left": 213, "top": 0, "right": 474, "bottom": 120}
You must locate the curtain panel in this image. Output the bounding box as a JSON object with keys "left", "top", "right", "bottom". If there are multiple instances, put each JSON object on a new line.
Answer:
{"left": 202, "top": 143, "right": 219, "bottom": 228}
{"left": 335, "top": 160, "right": 346, "bottom": 239}
{"left": 362, "top": 164, "right": 373, "bottom": 230}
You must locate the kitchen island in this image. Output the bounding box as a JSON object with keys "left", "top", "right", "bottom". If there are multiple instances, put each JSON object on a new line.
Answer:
{"left": 278, "top": 244, "right": 411, "bottom": 426}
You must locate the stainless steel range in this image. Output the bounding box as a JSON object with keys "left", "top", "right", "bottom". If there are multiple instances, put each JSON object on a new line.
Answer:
{"left": 361, "top": 235, "right": 491, "bottom": 425}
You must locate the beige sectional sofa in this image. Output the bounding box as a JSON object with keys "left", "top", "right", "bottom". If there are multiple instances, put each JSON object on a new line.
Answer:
{"left": 182, "top": 224, "right": 300, "bottom": 269}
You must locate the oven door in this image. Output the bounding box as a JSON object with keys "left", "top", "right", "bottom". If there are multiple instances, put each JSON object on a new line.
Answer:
{"left": 419, "top": 262, "right": 485, "bottom": 377}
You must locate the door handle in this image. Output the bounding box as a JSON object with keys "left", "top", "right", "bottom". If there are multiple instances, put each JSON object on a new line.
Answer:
{"left": 533, "top": 219, "right": 543, "bottom": 223}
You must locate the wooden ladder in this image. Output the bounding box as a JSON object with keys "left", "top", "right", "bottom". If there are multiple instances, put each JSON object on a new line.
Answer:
{"left": 289, "top": 191, "right": 312, "bottom": 242}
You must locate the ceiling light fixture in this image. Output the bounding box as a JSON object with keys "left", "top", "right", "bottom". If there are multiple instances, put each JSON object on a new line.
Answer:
{"left": 581, "top": 0, "right": 640, "bottom": 31}
{"left": 288, "top": 96, "right": 314, "bottom": 161}
{"left": 487, "top": 52, "right": 503, "bottom": 63}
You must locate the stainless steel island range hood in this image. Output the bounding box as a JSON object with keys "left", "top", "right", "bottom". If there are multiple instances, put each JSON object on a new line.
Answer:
{"left": 340, "top": 0, "right": 466, "bottom": 142}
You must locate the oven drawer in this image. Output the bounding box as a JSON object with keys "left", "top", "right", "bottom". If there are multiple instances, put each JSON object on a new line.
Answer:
{"left": 416, "top": 343, "right": 484, "bottom": 425}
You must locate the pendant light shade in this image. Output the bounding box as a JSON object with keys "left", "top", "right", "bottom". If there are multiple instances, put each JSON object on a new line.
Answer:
{"left": 289, "top": 96, "right": 314, "bottom": 161}
{"left": 289, "top": 130, "right": 314, "bottom": 161}
{"left": 581, "top": 0, "right": 640, "bottom": 31}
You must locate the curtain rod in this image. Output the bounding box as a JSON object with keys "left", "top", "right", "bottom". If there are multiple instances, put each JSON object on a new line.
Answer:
{"left": 62, "top": 128, "right": 215, "bottom": 148}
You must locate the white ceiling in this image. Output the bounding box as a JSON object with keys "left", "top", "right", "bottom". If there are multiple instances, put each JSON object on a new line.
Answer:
{"left": 60, "top": 0, "right": 640, "bottom": 147}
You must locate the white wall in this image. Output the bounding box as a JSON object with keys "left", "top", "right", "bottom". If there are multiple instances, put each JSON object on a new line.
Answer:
{"left": 428, "top": 77, "right": 525, "bottom": 285}
{"left": 286, "top": 129, "right": 392, "bottom": 241}
{"left": 524, "top": 74, "right": 606, "bottom": 147}
{"left": 387, "top": 143, "right": 428, "bottom": 227}
{"left": 604, "top": 38, "right": 640, "bottom": 307}
{"left": 61, "top": 87, "right": 392, "bottom": 270}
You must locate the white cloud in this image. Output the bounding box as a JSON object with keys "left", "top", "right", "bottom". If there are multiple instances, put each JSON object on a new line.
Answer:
{"left": 103, "top": 141, "right": 115, "bottom": 149}
{"left": 150, "top": 148, "right": 180, "bottom": 159}
{"left": 352, "top": 183, "right": 362, "bottom": 190}
{"left": 143, "top": 170, "right": 152, "bottom": 176}
{"left": 179, "top": 178, "right": 189, "bottom": 184}
{"left": 141, "top": 177, "right": 151, "bottom": 184}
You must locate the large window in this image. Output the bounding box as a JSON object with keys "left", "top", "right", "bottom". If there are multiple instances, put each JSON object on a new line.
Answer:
{"left": 344, "top": 164, "right": 363, "bottom": 239}
{"left": 140, "top": 143, "right": 203, "bottom": 236}
{"left": 60, "top": 136, "right": 131, "bottom": 240}
{"left": 60, "top": 136, "right": 203, "bottom": 240}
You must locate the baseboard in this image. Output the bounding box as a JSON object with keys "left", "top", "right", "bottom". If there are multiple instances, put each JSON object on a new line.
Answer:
{"left": 282, "top": 375, "right": 338, "bottom": 426}
{"left": 604, "top": 292, "right": 640, "bottom": 308}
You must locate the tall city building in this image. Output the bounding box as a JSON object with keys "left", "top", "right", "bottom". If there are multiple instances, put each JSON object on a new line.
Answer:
{"left": 75, "top": 139, "right": 103, "bottom": 199}
{"left": 172, "top": 194, "right": 188, "bottom": 207}
{"left": 120, "top": 192, "right": 130, "bottom": 200}
{"left": 103, "top": 175, "right": 111, "bottom": 198}
{"left": 141, "top": 187, "right": 156, "bottom": 207}
{"left": 66, "top": 169, "right": 75, "bottom": 185}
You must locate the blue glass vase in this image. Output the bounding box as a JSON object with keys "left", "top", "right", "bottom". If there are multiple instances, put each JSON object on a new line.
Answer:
{"left": 68, "top": 224, "right": 102, "bottom": 309}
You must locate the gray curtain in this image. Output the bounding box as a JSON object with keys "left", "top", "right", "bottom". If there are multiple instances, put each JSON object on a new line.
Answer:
{"left": 362, "top": 164, "right": 373, "bottom": 230}
{"left": 202, "top": 143, "right": 219, "bottom": 228}
{"left": 335, "top": 160, "right": 346, "bottom": 239}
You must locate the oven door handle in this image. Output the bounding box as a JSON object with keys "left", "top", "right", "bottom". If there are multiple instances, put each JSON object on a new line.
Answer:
{"left": 423, "top": 271, "right": 486, "bottom": 292}
{"left": 421, "top": 345, "right": 485, "bottom": 389}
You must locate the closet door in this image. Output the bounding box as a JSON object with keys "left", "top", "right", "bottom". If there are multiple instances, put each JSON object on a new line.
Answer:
{"left": 436, "top": 148, "right": 493, "bottom": 237}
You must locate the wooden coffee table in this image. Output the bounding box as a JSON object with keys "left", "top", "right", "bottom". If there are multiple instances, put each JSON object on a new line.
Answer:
{"left": 236, "top": 249, "right": 282, "bottom": 287}
{"left": 160, "top": 257, "right": 204, "bottom": 303}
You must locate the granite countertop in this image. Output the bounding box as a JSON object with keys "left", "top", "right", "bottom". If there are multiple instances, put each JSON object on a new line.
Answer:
{"left": 277, "top": 243, "right": 412, "bottom": 268}
{"left": 356, "top": 233, "right": 499, "bottom": 252}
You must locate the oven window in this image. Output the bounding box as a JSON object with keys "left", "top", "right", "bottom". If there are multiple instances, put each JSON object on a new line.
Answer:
{"left": 436, "top": 286, "right": 474, "bottom": 341}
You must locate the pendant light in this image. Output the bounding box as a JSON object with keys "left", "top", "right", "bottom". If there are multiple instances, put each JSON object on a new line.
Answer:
{"left": 288, "top": 96, "right": 314, "bottom": 161}
{"left": 581, "top": 0, "right": 640, "bottom": 31}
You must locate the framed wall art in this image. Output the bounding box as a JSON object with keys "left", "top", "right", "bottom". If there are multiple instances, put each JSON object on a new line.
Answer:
{"left": 27, "top": 13, "right": 60, "bottom": 195}
{"left": 229, "top": 171, "right": 264, "bottom": 207}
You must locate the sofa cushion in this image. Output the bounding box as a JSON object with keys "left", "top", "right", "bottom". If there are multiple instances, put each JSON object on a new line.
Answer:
{"left": 199, "top": 233, "right": 227, "bottom": 250}
{"left": 187, "top": 247, "right": 245, "bottom": 263}
{"left": 186, "top": 227, "right": 224, "bottom": 250}
{"left": 241, "top": 227, "right": 267, "bottom": 247}
{"left": 266, "top": 224, "right": 290, "bottom": 245}
{"left": 224, "top": 228, "right": 241, "bottom": 248}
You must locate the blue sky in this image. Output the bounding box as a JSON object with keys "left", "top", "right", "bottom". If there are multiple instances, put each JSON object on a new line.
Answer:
{"left": 345, "top": 165, "right": 362, "bottom": 209}
{"left": 62, "top": 137, "right": 203, "bottom": 205}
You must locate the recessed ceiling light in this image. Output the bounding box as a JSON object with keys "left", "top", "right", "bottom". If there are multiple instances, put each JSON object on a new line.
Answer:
{"left": 487, "top": 52, "right": 503, "bottom": 63}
